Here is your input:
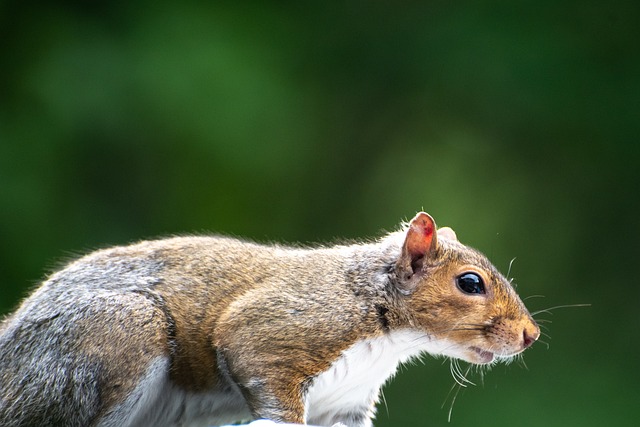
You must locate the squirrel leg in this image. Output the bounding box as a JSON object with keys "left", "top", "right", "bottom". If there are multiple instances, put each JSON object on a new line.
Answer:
{"left": 244, "top": 381, "right": 306, "bottom": 424}
{"left": 216, "top": 348, "right": 307, "bottom": 424}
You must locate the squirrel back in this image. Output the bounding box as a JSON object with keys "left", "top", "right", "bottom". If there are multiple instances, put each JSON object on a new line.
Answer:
{"left": 0, "top": 212, "right": 538, "bottom": 427}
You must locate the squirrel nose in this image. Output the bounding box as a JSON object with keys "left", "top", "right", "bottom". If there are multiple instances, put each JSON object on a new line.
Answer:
{"left": 522, "top": 327, "right": 539, "bottom": 349}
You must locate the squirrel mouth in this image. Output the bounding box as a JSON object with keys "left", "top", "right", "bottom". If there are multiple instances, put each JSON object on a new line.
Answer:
{"left": 470, "top": 346, "right": 494, "bottom": 364}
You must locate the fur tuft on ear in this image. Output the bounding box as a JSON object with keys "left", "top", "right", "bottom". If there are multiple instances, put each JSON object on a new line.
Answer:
{"left": 395, "top": 212, "right": 438, "bottom": 293}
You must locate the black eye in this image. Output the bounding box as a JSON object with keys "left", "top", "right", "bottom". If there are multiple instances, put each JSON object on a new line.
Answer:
{"left": 456, "top": 272, "right": 485, "bottom": 295}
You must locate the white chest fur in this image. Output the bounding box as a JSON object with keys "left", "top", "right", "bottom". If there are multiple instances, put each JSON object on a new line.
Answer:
{"left": 304, "top": 330, "right": 450, "bottom": 426}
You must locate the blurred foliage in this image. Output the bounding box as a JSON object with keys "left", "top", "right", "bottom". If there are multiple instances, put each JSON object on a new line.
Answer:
{"left": 1, "top": 0, "right": 639, "bottom": 426}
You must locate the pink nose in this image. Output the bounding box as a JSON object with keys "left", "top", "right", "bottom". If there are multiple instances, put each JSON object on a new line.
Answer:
{"left": 522, "top": 328, "right": 539, "bottom": 349}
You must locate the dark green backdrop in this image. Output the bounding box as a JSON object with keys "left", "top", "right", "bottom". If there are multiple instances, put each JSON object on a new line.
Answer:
{"left": 1, "top": 1, "right": 638, "bottom": 426}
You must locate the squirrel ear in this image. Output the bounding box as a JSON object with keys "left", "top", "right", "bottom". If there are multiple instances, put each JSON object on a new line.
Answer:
{"left": 396, "top": 212, "right": 438, "bottom": 290}
{"left": 437, "top": 226, "right": 457, "bottom": 242}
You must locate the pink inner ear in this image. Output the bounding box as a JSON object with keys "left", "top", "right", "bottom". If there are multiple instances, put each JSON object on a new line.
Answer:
{"left": 406, "top": 213, "right": 436, "bottom": 257}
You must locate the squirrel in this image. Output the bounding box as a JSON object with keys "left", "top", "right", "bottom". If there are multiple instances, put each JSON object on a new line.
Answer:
{"left": 0, "top": 212, "right": 539, "bottom": 427}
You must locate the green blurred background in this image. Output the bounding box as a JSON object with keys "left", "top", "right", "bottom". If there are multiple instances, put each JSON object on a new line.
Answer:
{"left": 1, "top": 1, "right": 638, "bottom": 426}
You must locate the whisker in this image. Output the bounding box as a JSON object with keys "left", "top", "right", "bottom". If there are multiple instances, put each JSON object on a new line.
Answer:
{"left": 531, "top": 304, "right": 591, "bottom": 316}
{"left": 449, "top": 361, "right": 462, "bottom": 387}
{"left": 450, "top": 359, "right": 475, "bottom": 387}
{"left": 442, "top": 361, "right": 473, "bottom": 422}
{"left": 506, "top": 257, "right": 517, "bottom": 280}
{"left": 476, "top": 365, "right": 485, "bottom": 386}
{"left": 441, "top": 378, "right": 458, "bottom": 407}
{"left": 441, "top": 378, "right": 461, "bottom": 420}
{"left": 537, "top": 339, "right": 550, "bottom": 349}
{"left": 447, "top": 384, "right": 461, "bottom": 423}
{"left": 461, "top": 361, "right": 475, "bottom": 386}
{"left": 379, "top": 387, "right": 389, "bottom": 416}
{"left": 523, "top": 294, "right": 546, "bottom": 301}
{"left": 518, "top": 355, "right": 529, "bottom": 371}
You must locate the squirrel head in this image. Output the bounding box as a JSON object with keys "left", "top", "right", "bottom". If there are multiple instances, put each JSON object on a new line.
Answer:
{"left": 393, "top": 212, "right": 539, "bottom": 365}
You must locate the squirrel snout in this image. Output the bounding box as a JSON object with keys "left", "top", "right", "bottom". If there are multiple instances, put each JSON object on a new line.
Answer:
{"left": 522, "top": 326, "right": 540, "bottom": 349}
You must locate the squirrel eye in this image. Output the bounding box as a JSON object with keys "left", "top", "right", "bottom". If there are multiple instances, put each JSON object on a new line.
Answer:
{"left": 456, "top": 272, "right": 485, "bottom": 295}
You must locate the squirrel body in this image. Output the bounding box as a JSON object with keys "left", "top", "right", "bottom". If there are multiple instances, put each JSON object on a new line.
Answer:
{"left": 0, "top": 213, "right": 539, "bottom": 427}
